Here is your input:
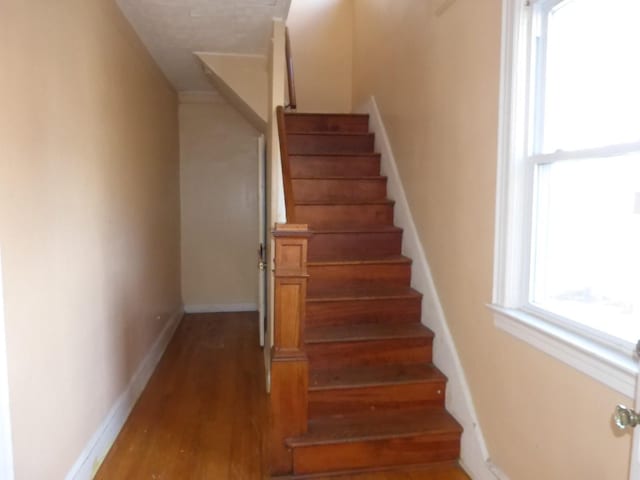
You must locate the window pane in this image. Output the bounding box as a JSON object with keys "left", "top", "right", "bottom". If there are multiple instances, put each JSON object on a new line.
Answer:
{"left": 531, "top": 155, "right": 640, "bottom": 342}
{"left": 541, "top": 0, "right": 640, "bottom": 153}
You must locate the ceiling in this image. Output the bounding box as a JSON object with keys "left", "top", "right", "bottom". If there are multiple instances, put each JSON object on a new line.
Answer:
{"left": 116, "top": 0, "right": 292, "bottom": 92}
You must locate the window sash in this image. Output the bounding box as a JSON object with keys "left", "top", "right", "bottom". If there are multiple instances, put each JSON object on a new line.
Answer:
{"left": 529, "top": 141, "right": 640, "bottom": 165}
{"left": 524, "top": 152, "right": 640, "bottom": 348}
{"left": 499, "top": 0, "right": 638, "bottom": 339}
{"left": 524, "top": 0, "right": 640, "bottom": 341}
{"left": 528, "top": 0, "right": 640, "bottom": 157}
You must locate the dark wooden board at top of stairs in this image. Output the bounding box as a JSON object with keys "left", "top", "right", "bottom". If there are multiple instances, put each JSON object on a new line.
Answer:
{"left": 287, "top": 132, "right": 375, "bottom": 155}
{"left": 294, "top": 200, "right": 395, "bottom": 228}
{"left": 285, "top": 113, "right": 370, "bottom": 134}
{"left": 289, "top": 153, "right": 381, "bottom": 178}
{"left": 292, "top": 176, "right": 388, "bottom": 203}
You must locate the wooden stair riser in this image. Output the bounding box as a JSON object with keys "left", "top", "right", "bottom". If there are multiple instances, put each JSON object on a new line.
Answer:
{"left": 292, "top": 178, "right": 387, "bottom": 203}
{"left": 308, "top": 382, "right": 446, "bottom": 418}
{"left": 309, "top": 231, "right": 403, "bottom": 261}
{"left": 306, "top": 337, "right": 432, "bottom": 370}
{"left": 307, "top": 262, "right": 411, "bottom": 291}
{"left": 306, "top": 296, "right": 422, "bottom": 328}
{"left": 288, "top": 133, "right": 375, "bottom": 155}
{"left": 295, "top": 203, "right": 394, "bottom": 228}
{"left": 291, "top": 433, "right": 461, "bottom": 474}
{"left": 290, "top": 155, "right": 381, "bottom": 178}
{"left": 285, "top": 114, "right": 370, "bottom": 133}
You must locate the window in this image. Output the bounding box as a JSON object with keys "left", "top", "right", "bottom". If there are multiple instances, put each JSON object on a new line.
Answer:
{"left": 493, "top": 0, "right": 640, "bottom": 397}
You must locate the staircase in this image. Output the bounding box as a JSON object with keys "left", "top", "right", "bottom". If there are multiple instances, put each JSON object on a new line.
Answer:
{"left": 272, "top": 111, "right": 465, "bottom": 477}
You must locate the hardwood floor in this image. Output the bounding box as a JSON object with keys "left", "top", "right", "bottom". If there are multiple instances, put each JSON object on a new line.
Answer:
{"left": 96, "top": 313, "right": 469, "bottom": 480}
{"left": 96, "top": 313, "right": 267, "bottom": 479}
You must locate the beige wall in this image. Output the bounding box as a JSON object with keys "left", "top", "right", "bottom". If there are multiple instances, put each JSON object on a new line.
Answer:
{"left": 288, "top": 0, "right": 353, "bottom": 113}
{"left": 179, "top": 93, "right": 259, "bottom": 310}
{"left": 352, "top": 1, "right": 633, "bottom": 479}
{"left": 197, "top": 53, "right": 269, "bottom": 132}
{"left": 0, "top": 1, "right": 181, "bottom": 478}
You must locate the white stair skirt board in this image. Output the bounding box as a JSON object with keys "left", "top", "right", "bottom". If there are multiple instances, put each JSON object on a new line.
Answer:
{"left": 356, "top": 97, "right": 508, "bottom": 480}
{"left": 65, "top": 307, "right": 184, "bottom": 480}
{"left": 183, "top": 303, "right": 258, "bottom": 314}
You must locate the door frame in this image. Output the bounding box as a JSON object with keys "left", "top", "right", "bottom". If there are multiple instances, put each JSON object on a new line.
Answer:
{"left": 0, "top": 251, "right": 14, "bottom": 480}
{"left": 257, "top": 135, "right": 267, "bottom": 348}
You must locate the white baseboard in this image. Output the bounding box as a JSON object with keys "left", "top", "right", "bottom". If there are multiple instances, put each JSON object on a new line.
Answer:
{"left": 65, "top": 307, "right": 184, "bottom": 480}
{"left": 487, "top": 461, "right": 511, "bottom": 480}
{"left": 184, "top": 303, "right": 258, "bottom": 314}
{"left": 357, "top": 97, "right": 508, "bottom": 480}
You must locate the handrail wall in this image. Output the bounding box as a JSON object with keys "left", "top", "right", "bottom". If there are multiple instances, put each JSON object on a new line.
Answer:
{"left": 268, "top": 24, "right": 310, "bottom": 476}
{"left": 285, "top": 27, "right": 297, "bottom": 111}
{"left": 276, "top": 105, "right": 296, "bottom": 222}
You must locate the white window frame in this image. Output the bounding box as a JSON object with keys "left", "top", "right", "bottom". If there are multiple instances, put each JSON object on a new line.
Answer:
{"left": 491, "top": 0, "right": 639, "bottom": 398}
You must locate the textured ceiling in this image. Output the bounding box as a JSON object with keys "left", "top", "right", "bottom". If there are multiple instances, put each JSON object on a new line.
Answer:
{"left": 116, "top": 0, "right": 291, "bottom": 91}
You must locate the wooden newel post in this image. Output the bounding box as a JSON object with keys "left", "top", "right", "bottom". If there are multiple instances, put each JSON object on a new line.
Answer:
{"left": 270, "top": 223, "right": 311, "bottom": 475}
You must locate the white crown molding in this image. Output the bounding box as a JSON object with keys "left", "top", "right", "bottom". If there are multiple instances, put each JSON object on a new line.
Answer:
{"left": 356, "top": 97, "right": 507, "bottom": 480}
{"left": 65, "top": 307, "right": 184, "bottom": 480}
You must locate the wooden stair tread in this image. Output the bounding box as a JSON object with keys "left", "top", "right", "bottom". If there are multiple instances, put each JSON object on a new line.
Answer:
{"left": 308, "top": 255, "right": 411, "bottom": 267}
{"left": 275, "top": 462, "right": 471, "bottom": 479}
{"left": 309, "top": 364, "right": 445, "bottom": 390}
{"left": 286, "top": 409, "right": 462, "bottom": 447}
{"left": 292, "top": 175, "right": 386, "bottom": 180}
{"left": 285, "top": 112, "right": 370, "bottom": 117}
{"left": 307, "top": 285, "right": 422, "bottom": 302}
{"left": 290, "top": 153, "right": 381, "bottom": 158}
{"left": 289, "top": 132, "right": 374, "bottom": 137}
{"left": 311, "top": 225, "right": 402, "bottom": 234}
{"left": 306, "top": 322, "right": 433, "bottom": 344}
{"left": 296, "top": 199, "right": 394, "bottom": 206}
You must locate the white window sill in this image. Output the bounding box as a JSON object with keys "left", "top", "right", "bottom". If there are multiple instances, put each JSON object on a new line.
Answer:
{"left": 488, "top": 304, "right": 638, "bottom": 398}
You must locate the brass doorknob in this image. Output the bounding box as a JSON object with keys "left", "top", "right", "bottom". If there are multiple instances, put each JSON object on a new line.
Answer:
{"left": 614, "top": 404, "right": 639, "bottom": 430}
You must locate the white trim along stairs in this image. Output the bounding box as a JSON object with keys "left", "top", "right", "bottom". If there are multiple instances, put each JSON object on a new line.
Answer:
{"left": 356, "top": 97, "right": 509, "bottom": 480}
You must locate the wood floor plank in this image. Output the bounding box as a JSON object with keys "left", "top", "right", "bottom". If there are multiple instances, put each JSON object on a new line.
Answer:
{"left": 95, "top": 312, "right": 268, "bottom": 479}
